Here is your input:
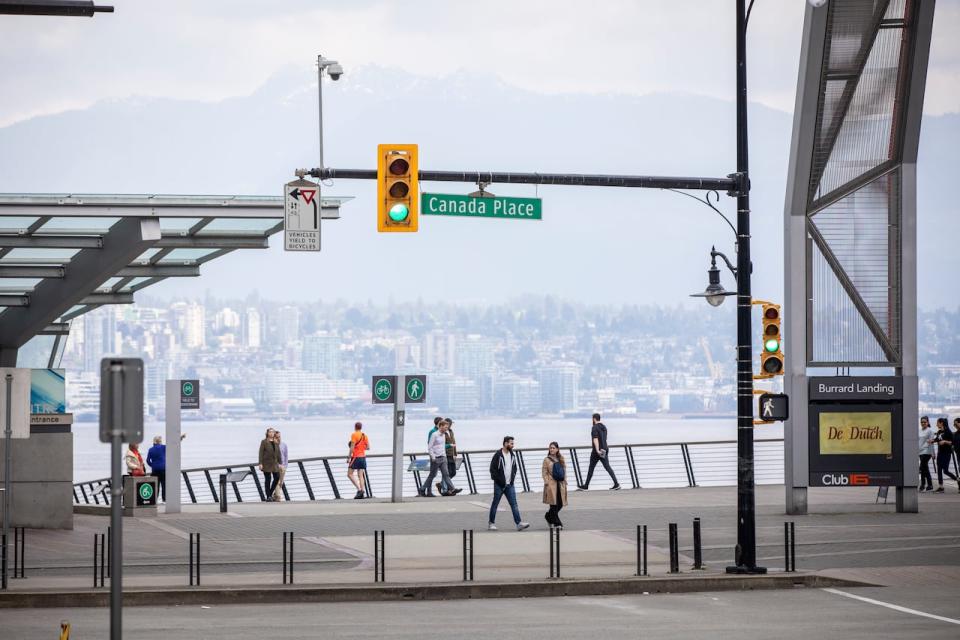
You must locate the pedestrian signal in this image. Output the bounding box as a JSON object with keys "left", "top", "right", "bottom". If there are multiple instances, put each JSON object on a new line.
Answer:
{"left": 378, "top": 144, "right": 419, "bottom": 232}
{"left": 760, "top": 303, "right": 784, "bottom": 376}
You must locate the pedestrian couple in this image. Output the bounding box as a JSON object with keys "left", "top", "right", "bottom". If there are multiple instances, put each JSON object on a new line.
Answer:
{"left": 487, "top": 436, "right": 569, "bottom": 531}
{"left": 919, "top": 416, "right": 959, "bottom": 493}
{"left": 419, "top": 417, "right": 463, "bottom": 497}
{"left": 258, "top": 428, "right": 289, "bottom": 501}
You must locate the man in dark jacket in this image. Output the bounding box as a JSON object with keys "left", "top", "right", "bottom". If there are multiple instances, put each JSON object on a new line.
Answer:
{"left": 488, "top": 436, "right": 529, "bottom": 531}
{"left": 578, "top": 413, "right": 621, "bottom": 491}
{"left": 146, "top": 436, "right": 167, "bottom": 501}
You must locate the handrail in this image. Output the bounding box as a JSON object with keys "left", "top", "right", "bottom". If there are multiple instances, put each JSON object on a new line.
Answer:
{"left": 72, "top": 438, "right": 788, "bottom": 506}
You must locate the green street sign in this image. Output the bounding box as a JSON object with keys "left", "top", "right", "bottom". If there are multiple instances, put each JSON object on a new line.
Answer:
{"left": 405, "top": 375, "right": 427, "bottom": 403}
{"left": 422, "top": 193, "right": 542, "bottom": 221}
{"left": 180, "top": 379, "right": 200, "bottom": 410}
{"left": 182, "top": 382, "right": 194, "bottom": 396}
{"left": 139, "top": 483, "right": 154, "bottom": 500}
{"left": 372, "top": 375, "right": 397, "bottom": 404}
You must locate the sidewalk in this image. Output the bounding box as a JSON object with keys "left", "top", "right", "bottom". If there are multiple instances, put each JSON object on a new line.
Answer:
{"left": 2, "top": 483, "right": 958, "bottom": 604}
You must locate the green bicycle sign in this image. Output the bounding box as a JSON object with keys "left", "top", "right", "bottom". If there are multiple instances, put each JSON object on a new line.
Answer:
{"left": 182, "top": 381, "right": 194, "bottom": 396}
{"left": 372, "top": 376, "right": 395, "bottom": 404}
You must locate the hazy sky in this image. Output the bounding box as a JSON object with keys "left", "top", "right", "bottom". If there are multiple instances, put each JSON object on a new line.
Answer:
{"left": 1, "top": 0, "right": 957, "bottom": 127}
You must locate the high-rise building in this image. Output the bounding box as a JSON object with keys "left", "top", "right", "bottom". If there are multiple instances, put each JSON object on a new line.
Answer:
{"left": 243, "top": 308, "right": 262, "bottom": 349}
{"left": 82, "top": 307, "right": 117, "bottom": 372}
{"left": 455, "top": 335, "right": 495, "bottom": 382}
{"left": 430, "top": 374, "right": 480, "bottom": 415}
{"left": 538, "top": 363, "right": 580, "bottom": 413}
{"left": 277, "top": 305, "right": 301, "bottom": 346}
{"left": 493, "top": 375, "right": 541, "bottom": 416}
{"left": 421, "top": 331, "right": 455, "bottom": 373}
{"left": 302, "top": 334, "right": 341, "bottom": 378}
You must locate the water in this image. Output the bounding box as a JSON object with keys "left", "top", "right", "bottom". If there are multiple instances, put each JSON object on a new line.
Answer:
{"left": 72, "top": 416, "right": 783, "bottom": 482}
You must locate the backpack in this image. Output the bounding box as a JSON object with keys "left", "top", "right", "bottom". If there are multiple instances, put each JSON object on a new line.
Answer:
{"left": 551, "top": 460, "right": 565, "bottom": 482}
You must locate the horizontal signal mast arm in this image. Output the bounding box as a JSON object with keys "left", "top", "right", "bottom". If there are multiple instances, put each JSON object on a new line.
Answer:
{"left": 309, "top": 167, "right": 738, "bottom": 193}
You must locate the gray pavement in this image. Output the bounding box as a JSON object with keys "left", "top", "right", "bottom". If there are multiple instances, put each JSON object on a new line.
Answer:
{"left": 3, "top": 586, "right": 959, "bottom": 639}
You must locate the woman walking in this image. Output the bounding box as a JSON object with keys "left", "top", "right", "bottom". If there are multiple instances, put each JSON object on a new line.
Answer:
{"left": 258, "top": 427, "right": 281, "bottom": 501}
{"left": 933, "top": 418, "right": 958, "bottom": 492}
{"left": 542, "top": 441, "right": 568, "bottom": 528}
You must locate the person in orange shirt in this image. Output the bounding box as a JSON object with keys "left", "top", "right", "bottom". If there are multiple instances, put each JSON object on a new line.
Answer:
{"left": 347, "top": 422, "right": 371, "bottom": 499}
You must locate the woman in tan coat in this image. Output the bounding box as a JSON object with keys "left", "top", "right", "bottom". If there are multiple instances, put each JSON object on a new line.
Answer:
{"left": 542, "top": 441, "right": 568, "bottom": 528}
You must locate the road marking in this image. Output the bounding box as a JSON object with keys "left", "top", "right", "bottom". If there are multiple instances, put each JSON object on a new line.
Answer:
{"left": 822, "top": 588, "right": 960, "bottom": 626}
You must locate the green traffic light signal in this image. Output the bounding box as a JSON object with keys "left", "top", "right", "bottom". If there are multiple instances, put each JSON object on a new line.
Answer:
{"left": 388, "top": 203, "right": 409, "bottom": 222}
{"left": 764, "top": 338, "right": 780, "bottom": 353}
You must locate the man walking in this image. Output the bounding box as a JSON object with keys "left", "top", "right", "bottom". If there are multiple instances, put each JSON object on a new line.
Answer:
{"left": 488, "top": 436, "right": 530, "bottom": 531}
{"left": 421, "top": 420, "right": 460, "bottom": 497}
{"left": 272, "top": 430, "right": 289, "bottom": 501}
{"left": 348, "top": 422, "right": 370, "bottom": 499}
{"left": 578, "top": 413, "right": 621, "bottom": 491}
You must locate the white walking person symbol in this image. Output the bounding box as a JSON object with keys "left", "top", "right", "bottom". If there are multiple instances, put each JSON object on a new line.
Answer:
{"left": 762, "top": 398, "right": 774, "bottom": 418}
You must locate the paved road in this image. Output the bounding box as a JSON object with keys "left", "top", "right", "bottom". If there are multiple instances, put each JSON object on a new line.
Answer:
{"left": 5, "top": 586, "right": 959, "bottom": 639}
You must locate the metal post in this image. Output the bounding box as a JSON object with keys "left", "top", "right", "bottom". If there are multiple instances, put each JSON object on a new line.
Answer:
{"left": 109, "top": 367, "right": 123, "bottom": 640}
{"left": 693, "top": 518, "right": 703, "bottom": 570}
{"left": 726, "top": 0, "right": 765, "bottom": 576}
{"left": 463, "top": 529, "right": 474, "bottom": 581}
{"left": 289, "top": 532, "right": 294, "bottom": 584}
{"left": 317, "top": 54, "right": 325, "bottom": 172}
{"left": 100, "top": 532, "right": 106, "bottom": 586}
{"left": 391, "top": 376, "right": 406, "bottom": 503}
{"left": 373, "top": 530, "right": 385, "bottom": 582}
{"left": 219, "top": 474, "right": 227, "bottom": 514}
{"left": 2, "top": 374, "right": 12, "bottom": 591}
{"left": 669, "top": 523, "right": 679, "bottom": 574}
{"left": 164, "top": 380, "right": 182, "bottom": 514}
{"left": 106, "top": 526, "right": 111, "bottom": 578}
{"left": 1, "top": 533, "right": 5, "bottom": 590}
{"left": 283, "top": 532, "right": 288, "bottom": 584}
{"left": 13, "top": 526, "right": 23, "bottom": 578}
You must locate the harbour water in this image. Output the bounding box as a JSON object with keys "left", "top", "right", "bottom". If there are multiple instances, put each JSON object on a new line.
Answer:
{"left": 72, "top": 416, "right": 783, "bottom": 482}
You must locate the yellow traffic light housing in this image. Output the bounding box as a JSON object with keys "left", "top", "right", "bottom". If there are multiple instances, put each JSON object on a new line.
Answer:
{"left": 377, "top": 144, "right": 419, "bottom": 232}
{"left": 760, "top": 303, "right": 784, "bottom": 377}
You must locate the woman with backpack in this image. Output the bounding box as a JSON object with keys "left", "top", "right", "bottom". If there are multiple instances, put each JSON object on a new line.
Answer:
{"left": 542, "top": 441, "right": 568, "bottom": 529}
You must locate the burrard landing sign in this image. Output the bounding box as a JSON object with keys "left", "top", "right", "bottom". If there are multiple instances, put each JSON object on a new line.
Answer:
{"left": 809, "top": 377, "right": 902, "bottom": 400}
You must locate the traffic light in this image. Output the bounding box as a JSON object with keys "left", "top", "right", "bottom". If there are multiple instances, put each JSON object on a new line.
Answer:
{"left": 377, "top": 144, "right": 419, "bottom": 232}
{"left": 760, "top": 303, "right": 784, "bottom": 376}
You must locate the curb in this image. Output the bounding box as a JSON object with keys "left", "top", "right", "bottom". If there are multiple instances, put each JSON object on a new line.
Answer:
{"left": 0, "top": 573, "right": 873, "bottom": 609}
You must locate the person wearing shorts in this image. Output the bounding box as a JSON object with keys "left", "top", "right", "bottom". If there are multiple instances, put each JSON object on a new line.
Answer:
{"left": 348, "top": 422, "right": 370, "bottom": 499}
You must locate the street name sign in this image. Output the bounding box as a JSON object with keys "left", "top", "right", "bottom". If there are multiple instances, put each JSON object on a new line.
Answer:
{"left": 372, "top": 375, "right": 397, "bottom": 404}
{"left": 422, "top": 193, "right": 542, "bottom": 221}
{"left": 404, "top": 375, "right": 427, "bottom": 403}
{"left": 284, "top": 178, "right": 321, "bottom": 251}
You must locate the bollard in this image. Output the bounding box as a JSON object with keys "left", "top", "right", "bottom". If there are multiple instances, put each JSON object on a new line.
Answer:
{"left": 13, "top": 527, "right": 25, "bottom": 579}
{"left": 283, "top": 531, "right": 294, "bottom": 584}
{"left": 1, "top": 533, "right": 6, "bottom": 590}
{"left": 784, "top": 522, "right": 796, "bottom": 572}
{"left": 668, "top": 523, "right": 679, "bottom": 573}
{"left": 692, "top": 518, "right": 704, "bottom": 570}
{"left": 60, "top": 620, "right": 71, "bottom": 640}
{"left": 636, "top": 525, "right": 649, "bottom": 577}
{"left": 189, "top": 533, "right": 201, "bottom": 586}
{"left": 462, "top": 529, "right": 474, "bottom": 581}
{"left": 548, "top": 526, "right": 561, "bottom": 579}
{"left": 220, "top": 474, "right": 228, "bottom": 513}
{"left": 93, "top": 533, "right": 107, "bottom": 588}
{"left": 373, "top": 530, "right": 385, "bottom": 582}
{"left": 106, "top": 526, "right": 111, "bottom": 578}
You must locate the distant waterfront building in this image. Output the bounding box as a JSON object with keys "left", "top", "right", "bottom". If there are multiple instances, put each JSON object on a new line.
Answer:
{"left": 538, "top": 363, "right": 580, "bottom": 412}
{"left": 493, "top": 375, "right": 541, "bottom": 416}
{"left": 264, "top": 369, "right": 367, "bottom": 403}
{"left": 302, "top": 334, "right": 341, "bottom": 378}
{"left": 243, "top": 308, "right": 262, "bottom": 349}
{"left": 455, "top": 335, "right": 495, "bottom": 382}
{"left": 277, "top": 305, "right": 301, "bottom": 346}
{"left": 82, "top": 307, "right": 117, "bottom": 372}
{"left": 421, "top": 330, "right": 455, "bottom": 373}
{"left": 430, "top": 374, "right": 480, "bottom": 415}
{"left": 170, "top": 302, "right": 205, "bottom": 350}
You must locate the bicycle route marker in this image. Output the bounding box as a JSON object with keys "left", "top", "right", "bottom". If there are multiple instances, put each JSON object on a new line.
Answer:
{"left": 372, "top": 375, "right": 397, "bottom": 404}
{"left": 421, "top": 193, "right": 542, "bottom": 220}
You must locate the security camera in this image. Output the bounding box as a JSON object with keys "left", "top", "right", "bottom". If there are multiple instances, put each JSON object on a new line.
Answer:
{"left": 327, "top": 62, "right": 344, "bottom": 81}
{"left": 807, "top": 0, "right": 827, "bottom": 7}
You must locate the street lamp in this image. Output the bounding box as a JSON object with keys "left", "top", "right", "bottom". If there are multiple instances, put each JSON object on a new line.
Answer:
{"left": 691, "top": 247, "right": 736, "bottom": 307}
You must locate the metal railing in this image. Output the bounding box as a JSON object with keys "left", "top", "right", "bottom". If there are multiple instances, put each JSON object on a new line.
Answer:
{"left": 73, "top": 438, "right": 787, "bottom": 506}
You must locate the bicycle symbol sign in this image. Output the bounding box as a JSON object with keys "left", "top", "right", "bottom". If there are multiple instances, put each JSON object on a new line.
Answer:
{"left": 375, "top": 380, "right": 392, "bottom": 401}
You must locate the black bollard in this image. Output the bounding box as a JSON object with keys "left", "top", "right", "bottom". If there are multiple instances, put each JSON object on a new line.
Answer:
{"left": 189, "top": 533, "right": 201, "bottom": 586}
{"left": 462, "top": 530, "right": 474, "bottom": 581}
{"left": 636, "top": 525, "right": 649, "bottom": 577}
{"left": 373, "top": 531, "right": 385, "bottom": 583}
{"left": 549, "top": 526, "right": 561, "bottom": 579}
{"left": 784, "top": 522, "right": 796, "bottom": 572}
{"left": 283, "top": 531, "right": 294, "bottom": 584}
{"left": 220, "top": 474, "right": 228, "bottom": 513}
{"left": 668, "top": 523, "right": 679, "bottom": 574}
{"left": 1, "top": 533, "right": 5, "bottom": 590}
{"left": 692, "top": 518, "right": 703, "bottom": 570}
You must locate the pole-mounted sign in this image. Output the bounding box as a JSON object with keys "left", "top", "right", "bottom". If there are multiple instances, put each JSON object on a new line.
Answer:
{"left": 372, "top": 374, "right": 427, "bottom": 503}
{"left": 284, "top": 178, "right": 321, "bottom": 251}
{"left": 180, "top": 379, "right": 200, "bottom": 410}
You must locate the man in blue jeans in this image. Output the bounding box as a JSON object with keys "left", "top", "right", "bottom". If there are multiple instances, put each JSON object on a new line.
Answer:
{"left": 488, "top": 436, "right": 530, "bottom": 531}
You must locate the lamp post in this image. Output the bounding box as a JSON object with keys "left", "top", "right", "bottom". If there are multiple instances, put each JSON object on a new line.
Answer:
{"left": 690, "top": 0, "right": 765, "bottom": 574}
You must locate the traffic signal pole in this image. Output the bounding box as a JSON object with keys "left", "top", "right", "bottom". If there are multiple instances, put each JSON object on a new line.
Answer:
{"left": 300, "top": 0, "right": 763, "bottom": 573}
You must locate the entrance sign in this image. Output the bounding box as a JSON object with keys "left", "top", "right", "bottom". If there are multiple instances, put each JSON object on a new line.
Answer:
{"left": 284, "top": 178, "right": 321, "bottom": 251}
{"left": 807, "top": 377, "right": 903, "bottom": 487}
{"left": 180, "top": 379, "right": 200, "bottom": 410}
{"left": 405, "top": 375, "right": 427, "bottom": 403}
{"left": 422, "top": 193, "right": 542, "bottom": 221}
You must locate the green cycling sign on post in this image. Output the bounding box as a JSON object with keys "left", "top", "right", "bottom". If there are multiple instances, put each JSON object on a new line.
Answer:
{"left": 372, "top": 375, "right": 397, "bottom": 404}
{"left": 180, "top": 379, "right": 200, "bottom": 410}
{"left": 422, "top": 193, "right": 542, "bottom": 220}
